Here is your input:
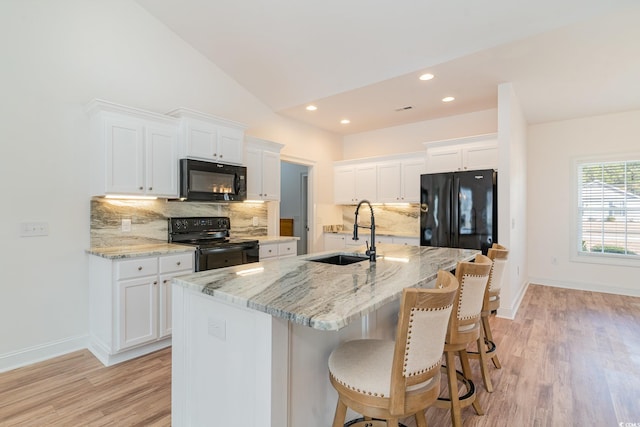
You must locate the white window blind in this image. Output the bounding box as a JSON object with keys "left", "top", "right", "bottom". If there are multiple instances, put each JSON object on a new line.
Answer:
{"left": 578, "top": 160, "right": 640, "bottom": 258}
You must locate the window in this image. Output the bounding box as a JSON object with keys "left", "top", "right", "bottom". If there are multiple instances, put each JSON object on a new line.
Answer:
{"left": 577, "top": 159, "right": 640, "bottom": 259}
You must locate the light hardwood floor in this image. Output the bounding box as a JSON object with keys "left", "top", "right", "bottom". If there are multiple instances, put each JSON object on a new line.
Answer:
{"left": 1, "top": 284, "right": 639, "bottom": 426}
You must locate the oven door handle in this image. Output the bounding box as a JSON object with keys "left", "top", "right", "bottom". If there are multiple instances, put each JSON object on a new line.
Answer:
{"left": 198, "top": 244, "right": 258, "bottom": 255}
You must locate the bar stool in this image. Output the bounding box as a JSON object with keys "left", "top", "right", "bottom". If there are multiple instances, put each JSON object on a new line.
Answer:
{"left": 469, "top": 243, "right": 509, "bottom": 392}
{"left": 435, "top": 254, "right": 492, "bottom": 427}
{"left": 328, "top": 271, "right": 459, "bottom": 427}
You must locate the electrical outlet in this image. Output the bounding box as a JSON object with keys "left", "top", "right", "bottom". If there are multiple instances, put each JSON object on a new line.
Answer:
{"left": 252, "top": 217, "right": 259, "bottom": 227}
{"left": 121, "top": 218, "right": 132, "bottom": 232}
{"left": 20, "top": 222, "right": 49, "bottom": 237}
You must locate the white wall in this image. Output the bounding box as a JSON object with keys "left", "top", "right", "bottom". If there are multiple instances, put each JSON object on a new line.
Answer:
{"left": 497, "top": 83, "right": 529, "bottom": 318}
{"left": 0, "top": 0, "right": 342, "bottom": 370}
{"left": 343, "top": 108, "right": 498, "bottom": 159}
{"left": 528, "top": 109, "right": 640, "bottom": 296}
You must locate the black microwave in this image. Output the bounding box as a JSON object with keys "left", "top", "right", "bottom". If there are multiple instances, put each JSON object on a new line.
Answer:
{"left": 179, "top": 159, "right": 247, "bottom": 202}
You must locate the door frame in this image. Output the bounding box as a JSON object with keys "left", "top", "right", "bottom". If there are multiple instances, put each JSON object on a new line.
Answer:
{"left": 280, "top": 154, "right": 316, "bottom": 254}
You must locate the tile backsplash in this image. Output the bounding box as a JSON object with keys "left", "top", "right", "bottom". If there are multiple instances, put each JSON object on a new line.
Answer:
{"left": 340, "top": 204, "right": 419, "bottom": 236}
{"left": 90, "top": 198, "right": 268, "bottom": 247}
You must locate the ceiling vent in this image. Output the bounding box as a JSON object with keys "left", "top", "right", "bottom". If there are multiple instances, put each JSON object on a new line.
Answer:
{"left": 394, "top": 105, "right": 413, "bottom": 112}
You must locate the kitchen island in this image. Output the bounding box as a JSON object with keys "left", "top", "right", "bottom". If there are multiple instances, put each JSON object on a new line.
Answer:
{"left": 171, "top": 244, "right": 478, "bottom": 427}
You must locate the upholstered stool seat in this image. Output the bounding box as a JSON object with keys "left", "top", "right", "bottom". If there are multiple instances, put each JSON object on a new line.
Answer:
{"left": 434, "top": 253, "right": 492, "bottom": 427}
{"left": 328, "top": 271, "right": 459, "bottom": 427}
{"left": 329, "top": 339, "right": 438, "bottom": 399}
{"left": 468, "top": 243, "right": 509, "bottom": 392}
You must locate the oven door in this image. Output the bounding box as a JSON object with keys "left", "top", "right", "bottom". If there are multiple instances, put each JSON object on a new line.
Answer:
{"left": 196, "top": 243, "right": 259, "bottom": 271}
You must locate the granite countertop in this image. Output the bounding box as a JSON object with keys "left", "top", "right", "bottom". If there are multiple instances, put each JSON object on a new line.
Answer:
{"left": 86, "top": 243, "right": 196, "bottom": 259}
{"left": 86, "top": 236, "right": 296, "bottom": 259}
{"left": 256, "top": 236, "right": 300, "bottom": 243}
{"left": 173, "top": 244, "right": 478, "bottom": 331}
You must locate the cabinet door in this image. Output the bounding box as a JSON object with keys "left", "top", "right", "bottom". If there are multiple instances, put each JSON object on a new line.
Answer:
{"left": 324, "top": 234, "right": 346, "bottom": 251}
{"left": 116, "top": 276, "right": 158, "bottom": 351}
{"left": 217, "top": 126, "right": 244, "bottom": 165}
{"left": 354, "top": 165, "right": 377, "bottom": 202}
{"left": 158, "top": 270, "right": 191, "bottom": 338}
{"left": 401, "top": 158, "right": 426, "bottom": 202}
{"left": 334, "top": 167, "right": 356, "bottom": 204}
{"left": 244, "top": 147, "right": 263, "bottom": 200}
{"left": 377, "top": 162, "right": 402, "bottom": 203}
{"left": 463, "top": 143, "right": 498, "bottom": 171}
{"left": 426, "top": 146, "right": 462, "bottom": 173}
{"left": 259, "top": 242, "right": 278, "bottom": 259}
{"left": 185, "top": 121, "right": 217, "bottom": 160}
{"left": 261, "top": 150, "right": 281, "bottom": 201}
{"left": 146, "top": 124, "right": 178, "bottom": 197}
{"left": 105, "top": 117, "right": 145, "bottom": 194}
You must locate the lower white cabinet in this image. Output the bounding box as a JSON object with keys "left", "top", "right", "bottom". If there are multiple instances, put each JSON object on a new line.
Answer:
{"left": 89, "top": 251, "right": 194, "bottom": 366}
{"left": 259, "top": 240, "right": 298, "bottom": 260}
{"left": 324, "top": 233, "right": 419, "bottom": 251}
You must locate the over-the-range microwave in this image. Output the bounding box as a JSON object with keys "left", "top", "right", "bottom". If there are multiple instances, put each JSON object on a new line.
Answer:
{"left": 179, "top": 159, "right": 247, "bottom": 202}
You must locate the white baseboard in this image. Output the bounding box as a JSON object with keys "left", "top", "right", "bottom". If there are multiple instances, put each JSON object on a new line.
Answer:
{"left": 0, "top": 334, "right": 88, "bottom": 373}
{"left": 528, "top": 277, "right": 640, "bottom": 297}
{"left": 88, "top": 338, "right": 171, "bottom": 367}
{"left": 497, "top": 280, "right": 530, "bottom": 320}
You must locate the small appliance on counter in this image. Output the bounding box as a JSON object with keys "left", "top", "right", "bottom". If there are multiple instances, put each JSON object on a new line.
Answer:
{"left": 168, "top": 217, "right": 259, "bottom": 271}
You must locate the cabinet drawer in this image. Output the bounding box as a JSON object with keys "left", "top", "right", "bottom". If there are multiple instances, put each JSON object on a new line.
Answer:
{"left": 260, "top": 243, "right": 278, "bottom": 259}
{"left": 278, "top": 241, "right": 297, "bottom": 258}
{"left": 116, "top": 257, "right": 158, "bottom": 280}
{"left": 159, "top": 252, "right": 194, "bottom": 273}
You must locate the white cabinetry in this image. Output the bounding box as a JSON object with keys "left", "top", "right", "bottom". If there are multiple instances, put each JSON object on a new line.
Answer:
{"left": 377, "top": 157, "right": 426, "bottom": 203}
{"left": 324, "top": 233, "right": 418, "bottom": 250}
{"left": 334, "top": 163, "right": 377, "bottom": 204}
{"left": 168, "top": 108, "right": 246, "bottom": 165}
{"left": 260, "top": 240, "right": 298, "bottom": 260}
{"left": 88, "top": 100, "right": 179, "bottom": 198}
{"left": 425, "top": 134, "right": 497, "bottom": 173}
{"left": 244, "top": 138, "right": 284, "bottom": 201}
{"left": 89, "top": 251, "right": 194, "bottom": 366}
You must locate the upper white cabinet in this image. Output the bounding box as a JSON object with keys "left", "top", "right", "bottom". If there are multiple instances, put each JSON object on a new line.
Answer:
{"left": 168, "top": 108, "right": 247, "bottom": 165}
{"left": 377, "top": 157, "right": 426, "bottom": 203}
{"left": 334, "top": 163, "right": 377, "bottom": 204}
{"left": 88, "top": 100, "right": 179, "bottom": 198}
{"left": 425, "top": 134, "right": 497, "bottom": 173}
{"left": 334, "top": 152, "right": 425, "bottom": 204}
{"left": 244, "top": 137, "right": 284, "bottom": 201}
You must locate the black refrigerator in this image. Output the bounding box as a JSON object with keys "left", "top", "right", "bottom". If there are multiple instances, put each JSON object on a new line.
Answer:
{"left": 420, "top": 169, "right": 497, "bottom": 254}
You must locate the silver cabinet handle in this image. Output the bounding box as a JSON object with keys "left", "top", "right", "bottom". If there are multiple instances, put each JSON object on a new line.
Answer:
{"left": 138, "top": 266, "right": 142, "bottom": 271}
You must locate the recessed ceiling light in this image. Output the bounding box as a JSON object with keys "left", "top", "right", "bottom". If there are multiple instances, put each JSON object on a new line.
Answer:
{"left": 419, "top": 73, "right": 434, "bottom": 81}
{"left": 306, "top": 105, "right": 317, "bottom": 111}
{"left": 442, "top": 96, "right": 455, "bottom": 102}
{"left": 340, "top": 119, "right": 350, "bottom": 124}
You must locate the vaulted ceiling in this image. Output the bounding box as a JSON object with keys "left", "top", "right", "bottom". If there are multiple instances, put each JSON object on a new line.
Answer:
{"left": 136, "top": 0, "right": 640, "bottom": 135}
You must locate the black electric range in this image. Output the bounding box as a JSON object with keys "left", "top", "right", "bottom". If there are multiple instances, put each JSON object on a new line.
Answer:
{"left": 168, "top": 217, "right": 259, "bottom": 272}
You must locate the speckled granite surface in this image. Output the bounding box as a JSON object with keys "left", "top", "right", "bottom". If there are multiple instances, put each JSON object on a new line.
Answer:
{"left": 173, "top": 244, "right": 478, "bottom": 331}
{"left": 86, "top": 242, "right": 195, "bottom": 259}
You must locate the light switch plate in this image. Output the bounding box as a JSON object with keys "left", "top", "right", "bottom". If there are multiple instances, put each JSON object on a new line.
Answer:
{"left": 121, "top": 218, "right": 132, "bottom": 232}
{"left": 20, "top": 222, "right": 49, "bottom": 237}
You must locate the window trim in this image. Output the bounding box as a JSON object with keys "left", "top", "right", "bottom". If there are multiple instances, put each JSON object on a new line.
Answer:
{"left": 572, "top": 153, "right": 640, "bottom": 268}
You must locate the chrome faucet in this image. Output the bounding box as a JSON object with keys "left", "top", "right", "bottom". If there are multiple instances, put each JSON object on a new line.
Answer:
{"left": 353, "top": 200, "right": 377, "bottom": 262}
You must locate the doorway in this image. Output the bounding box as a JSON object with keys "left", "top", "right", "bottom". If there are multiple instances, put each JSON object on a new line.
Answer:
{"left": 280, "top": 160, "right": 311, "bottom": 255}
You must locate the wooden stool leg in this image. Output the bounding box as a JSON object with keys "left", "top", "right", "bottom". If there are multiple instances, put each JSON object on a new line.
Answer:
{"left": 332, "top": 399, "right": 347, "bottom": 427}
{"left": 477, "top": 333, "right": 494, "bottom": 392}
{"left": 482, "top": 315, "right": 501, "bottom": 369}
{"left": 415, "top": 409, "right": 428, "bottom": 427}
{"left": 460, "top": 349, "right": 484, "bottom": 416}
{"left": 445, "top": 350, "right": 463, "bottom": 427}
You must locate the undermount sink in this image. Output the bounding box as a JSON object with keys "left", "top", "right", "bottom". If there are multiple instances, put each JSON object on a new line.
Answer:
{"left": 308, "top": 254, "right": 369, "bottom": 266}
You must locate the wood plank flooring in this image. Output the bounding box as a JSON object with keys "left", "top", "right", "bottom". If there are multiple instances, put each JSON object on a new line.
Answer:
{"left": 0, "top": 284, "right": 638, "bottom": 426}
